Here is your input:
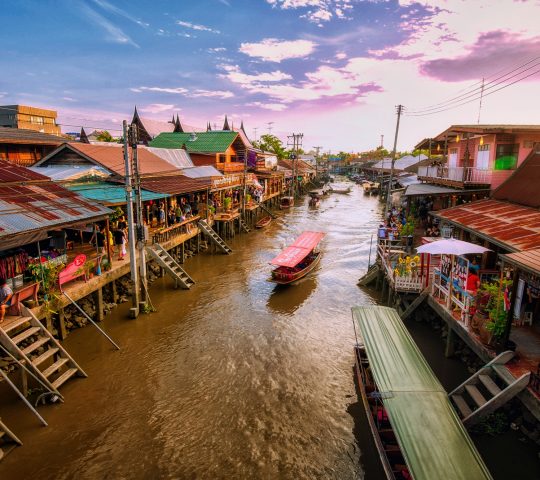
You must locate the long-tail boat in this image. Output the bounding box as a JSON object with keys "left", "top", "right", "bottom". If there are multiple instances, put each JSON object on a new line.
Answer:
{"left": 351, "top": 306, "right": 493, "bottom": 480}
{"left": 269, "top": 231, "right": 325, "bottom": 285}
{"left": 280, "top": 196, "right": 294, "bottom": 209}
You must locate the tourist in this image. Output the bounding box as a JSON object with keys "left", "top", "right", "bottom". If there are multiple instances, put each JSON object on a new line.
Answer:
{"left": 108, "top": 227, "right": 115, "bottom": 255}
{"left": 118, "top": 215, "right": 127, "bottom": 232}
{"left": 113, "top": 225, "right": 127, "bottom": 261}
{"left": 0, "top": 278, "right": 13, "bottom": 323}
{"left": 168, "top": 207, "right": 176, "bottom": 226}
{"left": 90, "top": 225, "right": 106, "bottom": 254}
{"left": 158, "top": 204, "right": 166, "bottom": 226}
{"left": 466, "top": 267, "right": 480, "bottom": 296}
{"left": 175, "top": 204, "right": 183, "bottom": 223}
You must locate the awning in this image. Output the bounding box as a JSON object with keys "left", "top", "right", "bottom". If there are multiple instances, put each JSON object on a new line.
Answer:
{"left": 67, "top": 182, "right": 169, "bottom": 206}
{"left": 270, "top": 231, "right": 325, "bottom": 267}
{"left": 352, "top": 306, "right": 492, "bottom": 480}
{"left": 403, "top": 184, "right": 488, "bottom": 197}
{"left": 500, "top": 248, "right": 540, "bottom": 277}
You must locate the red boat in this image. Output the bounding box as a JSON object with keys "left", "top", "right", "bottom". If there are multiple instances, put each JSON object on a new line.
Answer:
{"left": 269, "top": 231, "right": 325, "bottom": 285}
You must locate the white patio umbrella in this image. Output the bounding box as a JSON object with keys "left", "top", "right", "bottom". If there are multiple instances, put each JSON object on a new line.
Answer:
{"left": 416, "top": 238, "right": 490, "bottom": 255}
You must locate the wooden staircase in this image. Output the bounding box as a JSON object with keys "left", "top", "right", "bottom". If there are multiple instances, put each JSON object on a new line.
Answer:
{"left": 0, "top": 306, "right": 87, "bottom": 394}
{"left": 449, "top": 351, "right": 531, "bottom": 426}
{"left": 239, "top": 217, "right": 251, "bottom": 233}
{"left": 400, "top": 287, "right": 430, "bottom": 320}
{"left": 147, "top": 243, "right": 195, "bottom": 289}
{"left": 357, "top": 264, "right": 379, "bottom": 287}
{"left": 198, "top": 220, "right": 232, "bottom": 254}
{"left": 0, "top": 418, "right": 22, "bottom": 460}
{"left": 254, "top": 200, "right": 277, "bottom": 219}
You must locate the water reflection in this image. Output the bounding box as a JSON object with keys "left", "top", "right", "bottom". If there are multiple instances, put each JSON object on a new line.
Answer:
{"left": 266, "top": 277, "right": 318, "bottom": 315}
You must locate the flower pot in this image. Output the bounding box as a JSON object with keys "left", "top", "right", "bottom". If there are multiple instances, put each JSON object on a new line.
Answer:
{"left": 478, "top": 322, "right": 493, "bottom": 346}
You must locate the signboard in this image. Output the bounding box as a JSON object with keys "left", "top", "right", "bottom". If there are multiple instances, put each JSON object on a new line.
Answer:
{"left": 211, "top": 173, "right": 255, "bottom": 191}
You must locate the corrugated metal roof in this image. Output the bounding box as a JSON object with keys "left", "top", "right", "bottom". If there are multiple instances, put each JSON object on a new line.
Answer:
{"left": 433, "top": 199, "right": 540, "bottom": 252}
{"left": 396, "top": 174, "right": 419, "bottom": 188}
{"left": 0, "top": 127, "right": 65, "bottom": 145}
{"left": 140, "top": 175, "right": 212, "bottom": 195}
{"left": 29, "top": 165, "right": 111, "bottom": 181}
{"left": 67, "top": 182, "right": 169, "bottom": 205}
{"left": 181, "top": 166, "right": 222, "bottom": 178}
{"left": 149, "top": 131, "right": 239, "bottom": 153}
{"left": 493, "top": 149, "right": 540, "bottom": 208}
{"left": 501, "top": 248, "right": 540, "bottom": 276}
{"left": 0, "top": 160, "right": 110, "bottom": 239}
{"left": 372, "top": 154, "right": 428, "bottom": 171}
{"left": 404, "top": 184, "right": 472, "bottom": 196}
{"left": 37, "top": 143, "right": 181, "bottom": 177}
{"left": 278, "top": 159, "right": 316, "bottom": 173}
{"left": 145, "top": 146, "right": 194, "bottom": 168}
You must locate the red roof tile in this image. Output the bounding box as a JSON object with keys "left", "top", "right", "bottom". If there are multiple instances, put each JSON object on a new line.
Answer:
{"left": 433, "top": 199, "right": 540, "bottom": 252}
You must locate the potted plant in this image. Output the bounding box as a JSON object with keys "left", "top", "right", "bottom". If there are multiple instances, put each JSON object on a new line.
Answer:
{"left": 477, "top": 280, "right": 512, "bottom": 346}
{"left": 85, "top": 260, "right": 95, "bottom": 278}
{"left": 223, "top": 197, "right": 232, "bottom": 211}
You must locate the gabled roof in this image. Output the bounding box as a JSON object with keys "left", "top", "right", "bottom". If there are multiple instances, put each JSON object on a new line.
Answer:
{"left": 140, "top": 175, "right": 211, "bottom": 195}
{"left": 371, "top": 154, "right": 428, "bottom": 171}
{"left": 36, "top": 143, "right": 180, "bottom": 177}
{"left": 149, "top": 131, "right": 239, "bottom": 153}
{"left": 429, "top": 124, "right": 540, "bottom": 142}
{"left": 0, "top": 127, "right": 65, "bottom": 145}
{"left": 433, "top": 198, "right": 540, "bottom": 252}
{"left": 493, "top": 146, "right": 540, "bottom": 208}
{"left": 0, "top": 160, "right": 110, "bottom": 243}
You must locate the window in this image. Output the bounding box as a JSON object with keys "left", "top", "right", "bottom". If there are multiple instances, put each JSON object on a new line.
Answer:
{"left": 495, "top": 144, "right": 518, "bottom": 170}
{"left": 476, "top": 144, "right": 490, "bottom": 170}
{"left": 448, "top": 148, "right": 458, "bottom": 168}
{"left": 30, "top": 115, "right": 44, "bottom": 125}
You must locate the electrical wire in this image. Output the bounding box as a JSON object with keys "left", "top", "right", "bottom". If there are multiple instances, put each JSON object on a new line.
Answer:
{"left": 406, "top": 55, "right": 540, "bottom": 114}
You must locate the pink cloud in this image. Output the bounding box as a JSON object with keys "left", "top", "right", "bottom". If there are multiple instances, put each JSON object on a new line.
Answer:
{"left": 420, "top": 31, "right": 540, "bottom": 81}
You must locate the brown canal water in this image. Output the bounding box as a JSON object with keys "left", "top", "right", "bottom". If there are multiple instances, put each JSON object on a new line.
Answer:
{"left": 0, "top": 184, "right": 538, "bottom": 479}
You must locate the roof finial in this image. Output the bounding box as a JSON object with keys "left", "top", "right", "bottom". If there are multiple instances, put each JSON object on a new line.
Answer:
{"left": 80, "top": 127, "right": 89, "bottom": 143}
{"left": 174, "top": 114, "right": 184, "bottom": 133}
{"left": 223, "top": 115, "right": 230, "bottom": 131}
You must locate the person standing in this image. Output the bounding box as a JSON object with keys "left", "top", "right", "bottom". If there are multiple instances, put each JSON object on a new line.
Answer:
{"left": 175, "top": 204, "right": 183, "bottom": 223}
{"left": 158, "top": 204, "right": 166, "bottom": 226}
{"left": 113, "top": 226, "right": 127, "bottom": 261}
{"left": 0, "top": 278, "right": 13, "bottom": 323}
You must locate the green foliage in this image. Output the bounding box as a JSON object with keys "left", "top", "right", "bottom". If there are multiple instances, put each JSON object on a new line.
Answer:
{"left": 401, "top": 217, "right": 416, "bottom": 237}
{"left": 479, "top": 279, "right": 512, "bottom": 339}
{"left": 470, "top": 411, "right": 509, "bottom": 436}
{"left": 109, "top": 206, "right": 124, "bottom": 224}
{"left": 253, "top": 134, "right": 287, "bottom": 159}
{"left": 96, "top": 130, "right": 114, "bottom": 142}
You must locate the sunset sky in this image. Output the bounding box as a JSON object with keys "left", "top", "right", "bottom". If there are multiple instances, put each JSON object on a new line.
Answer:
{"left": 2, "top": 0, "right": 539, "bottom": 152}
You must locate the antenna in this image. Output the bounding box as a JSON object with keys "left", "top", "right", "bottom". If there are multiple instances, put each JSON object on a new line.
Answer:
{"left": 267, "top": 122, "right": 274, "bottom": 135}
{"left": 253, "top": 127, "right": 258, "bottom": 142}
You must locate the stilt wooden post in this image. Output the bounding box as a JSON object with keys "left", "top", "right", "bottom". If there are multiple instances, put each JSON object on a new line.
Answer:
{"left": 95, "top": 287, "right": 104, "bottom": 322}
{"left": 58, "top": 307, "right": 68, "bottom": 340}
{"left": 445, "top": 327, "right": 456, "bottom": 358}
{"left": 112, "top": 281, "right": 118, "bottom": 303}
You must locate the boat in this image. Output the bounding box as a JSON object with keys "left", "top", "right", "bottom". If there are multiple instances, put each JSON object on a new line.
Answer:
{"left": 362, "top": 181, "right": 374, "bottom": 193}
{"left": 269, "top": 231, "right": 325, "bottom": 285}
{"left": 280, "top": 196, "right": 294, "bottom": 209}
{"left": 255, "top": 216, "right": 272, "bottom": 229}
{"left": 329, "top": 186, "right": 352, "bottom": 194}
{"left": 352, "top": 306, "right": 493, "bottom": 480}
{"left": 308, "top": 191, "right": 321, "bottom": 208}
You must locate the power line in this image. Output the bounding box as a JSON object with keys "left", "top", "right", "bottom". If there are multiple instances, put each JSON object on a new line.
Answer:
{"left": 404, "top": 66, "right": 540, "bottom": 117}
{"left": 406, "top": 55, "right": 540, "bottom": 114}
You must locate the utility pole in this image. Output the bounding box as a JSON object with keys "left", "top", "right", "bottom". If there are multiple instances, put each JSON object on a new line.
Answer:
{"left": 287, "top": 133, "right": 303, "bottom": 198}
{"left": 313, "top": 146, "right": 322, "bottom": 180}
{"left": 253, "top": 127, "right": 258, "bottom": 142}
{"left": 123, "top": 120, "right": 140, "bottom": 318}
{"left": 242, "top": 148, "right": 248, "bottom": 219}
{"left": 477, "top": 77, "right": 485, "bottom": 125}
{"left": 385, "top": 104, "right": 404, "bottom": 216}
{"left": 380, "top": 134, "right": 384, "bottom": 149}
{"left": 129, "top": 123, "right": 147, "bottom": 310}
{"left": 267, "top": 122, "right": 274, "bottom": 135}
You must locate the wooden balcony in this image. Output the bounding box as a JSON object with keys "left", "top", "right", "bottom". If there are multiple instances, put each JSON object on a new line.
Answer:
{"left": 217, "top": 162, "right": 245, "bottom": 173}
{"left": 417, "top": 166, "right": 492, "bottom": 188}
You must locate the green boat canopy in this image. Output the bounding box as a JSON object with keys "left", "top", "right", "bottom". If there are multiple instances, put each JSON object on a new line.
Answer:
{"left": 352, "top": 306, "right": 492, "bottom": 480}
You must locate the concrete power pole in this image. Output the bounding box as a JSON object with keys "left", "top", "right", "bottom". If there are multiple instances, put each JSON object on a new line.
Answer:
{"left": 287, "top": 133, "right": 303, "bottom": 198}
{"left": 129, "top": 123, "right": 147, "bottom": 309}
{"left": 385, "top": 104, "right": 404, "bottom": 216}
{"left": 123, "top": 120, "right": 140, "bottom": 318}
{"left": 313, "top": 145, "right": 322, "bottom": 180}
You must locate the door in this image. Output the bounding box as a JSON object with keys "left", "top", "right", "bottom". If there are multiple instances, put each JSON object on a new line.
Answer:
{"left": 448, "top": 149, "right": 458, "bottom": 168}
{"left": 477, "top": 145, "right": 490, "bottom": 170}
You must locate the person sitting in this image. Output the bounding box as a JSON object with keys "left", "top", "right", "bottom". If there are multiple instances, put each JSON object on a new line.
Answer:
{"left": 0, "top": 278, "right": 13, "bottom": 323}
{"left": 466, "top": 267, "right": 480, "bottom": 296}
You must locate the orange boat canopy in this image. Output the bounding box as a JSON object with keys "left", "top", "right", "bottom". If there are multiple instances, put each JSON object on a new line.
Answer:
{"left": 270, "top": 231, "right": 325, "bottom": 268}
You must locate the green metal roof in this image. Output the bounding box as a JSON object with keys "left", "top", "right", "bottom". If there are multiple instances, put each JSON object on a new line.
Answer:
{"left": 149, "top": 131, "right": 238, "bottom": 153}
{"left": 67, "top": 182, "right": 169, "bottom": 206}
{"left": 352, "top": 306, "right": 492, "bottom": 480}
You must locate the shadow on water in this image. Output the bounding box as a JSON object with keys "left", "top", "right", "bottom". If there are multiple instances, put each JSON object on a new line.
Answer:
{"left": 266, "top": 278, "right": 318, "bottom": 316}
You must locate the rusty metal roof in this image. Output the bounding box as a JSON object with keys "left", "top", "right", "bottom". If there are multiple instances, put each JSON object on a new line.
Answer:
{"left": 493, "top": 149, "right": 540, "bottom": 208}
{"left": 433, "top": 199, "right": 540, "bottom": 252}
{"left": 501, "top": 248, "right": 540, "bottom": 277}
{"left": 0, "top": 160, "right": 111, "bottom": 241}
{"left": 0, "top": 126, "right": 65, "bottom": 145}
{"left": 36, "top": 142, "right": 181, "bottom": 177}
{"left": 140, "top": 175, "right": 211, "bottom": 195}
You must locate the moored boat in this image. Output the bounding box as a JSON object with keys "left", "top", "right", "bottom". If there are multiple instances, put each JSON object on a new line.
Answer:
{"left": 308, "top": 191, "right": 321, "bottom": 208}
{"left": 256, "top": 216, "right": 272, "bottom": 228}
{"left": 351, "top": 306, "right": 493, "bottom": 480}
{"left": 269, "top": 231, "right": 325, "bottom": 285}
{"left": 280, "top": 196, "right": 294, "bottom": 209}
{"left": 329, "top": 185, "right": 352, "bottom": 194}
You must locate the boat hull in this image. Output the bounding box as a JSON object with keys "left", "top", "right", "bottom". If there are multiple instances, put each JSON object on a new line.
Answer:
{"left": 256, "top": 216, "right": 272, "bottom": 228}
{"left": 280, "top": 197, "right": 294, "bottom": 209}
{"left": 269, "top": 251, "right": 321, "bottom": 285}
{"left": 354, "top": 345, "right": 401, "bottom": 480}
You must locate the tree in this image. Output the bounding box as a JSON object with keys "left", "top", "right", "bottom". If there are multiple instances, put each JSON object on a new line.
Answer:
{"left": 253, "top": 134, "right": 287, "bottom": 160}
{"left": 96, "top": 130, "right": 114, "bottom": 142}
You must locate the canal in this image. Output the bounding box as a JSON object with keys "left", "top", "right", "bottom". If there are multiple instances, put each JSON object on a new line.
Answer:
{"left": 0, "top": 185, "right": 538, "bottom": 479}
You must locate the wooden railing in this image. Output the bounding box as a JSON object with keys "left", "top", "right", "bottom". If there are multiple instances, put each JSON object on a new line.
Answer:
{"left": 417, "top": 166, "right": 492, "bottom": 185}
{"left": 151, "top": 216, "right": 200, "bottom": 244}
{"left": 431, "top": 267, "right": 473, "bottom": 326}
